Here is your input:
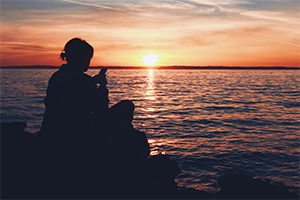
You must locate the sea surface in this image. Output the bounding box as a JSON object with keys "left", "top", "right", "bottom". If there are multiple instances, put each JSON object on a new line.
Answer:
{"left": 1, "top": 68, "right": 299, "bottom": 194}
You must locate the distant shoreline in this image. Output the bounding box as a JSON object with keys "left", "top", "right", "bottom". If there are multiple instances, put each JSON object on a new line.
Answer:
{"left": 1, "top": 65, "right": 299, "bottom": 70}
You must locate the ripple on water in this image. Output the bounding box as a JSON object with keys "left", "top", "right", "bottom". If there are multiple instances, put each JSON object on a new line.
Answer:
{"left": 1, "top": 69, "right": 299, "bottom": 194}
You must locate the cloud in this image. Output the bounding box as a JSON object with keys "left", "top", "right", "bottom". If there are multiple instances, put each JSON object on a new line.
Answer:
{"left": 60, "top": 0, "right": 124, "bottom": 11}
{"left": 94, "top": 42, "right": 144, "bottom": 52}
{"left": 1, "top": 0, "right": 299, "bottom": 66}
{"left": 1, "top": 42, "right": 61, "bottom": 53}
{"left": 240, "top": 10, "right": 299, "bottom": 24}
{"left": 2, "top": 0, "right": 296, "bottom": 31}
{"left": 8, "top": 43, "right": 45, "bottom": 51}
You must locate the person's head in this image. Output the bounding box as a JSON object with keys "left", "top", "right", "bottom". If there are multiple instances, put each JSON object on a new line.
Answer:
{"left": 60, "top": 38, "right": 94, "bottom": 71}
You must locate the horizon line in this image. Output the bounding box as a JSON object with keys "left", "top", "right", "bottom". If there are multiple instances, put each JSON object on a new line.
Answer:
{"left": 1, "top": 65, "right": 299, "bottom": 70}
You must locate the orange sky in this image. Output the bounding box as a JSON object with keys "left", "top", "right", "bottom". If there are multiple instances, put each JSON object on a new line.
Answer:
{"left": 1, "top": 0, "right": 299, "bottom": 67}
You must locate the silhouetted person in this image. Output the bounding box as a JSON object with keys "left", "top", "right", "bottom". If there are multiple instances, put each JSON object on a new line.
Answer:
{"left": 40, "top": 38, "right": 106, "bottom": 138}
{"left": 38, "top": 37, "right": 149, "bottom": 164}
{"left": 36, "top": 38, "right": 152, "bottom": 197}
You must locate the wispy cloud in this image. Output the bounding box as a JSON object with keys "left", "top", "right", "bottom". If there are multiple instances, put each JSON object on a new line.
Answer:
{"left": 60, "top": 0, "right": 124, "bottom": 11}
{"left": 1, "top": 0, "right": 299, "bottom": 66}
{"left": 241, "top": 10, "right": 299, "bottom": 24}
{"left": 7, "top": 43, "right": 45, "bottom": 51}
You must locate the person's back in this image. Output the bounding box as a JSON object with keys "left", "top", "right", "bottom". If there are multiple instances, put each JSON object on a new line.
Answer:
{"left": 36, "top": 38, "right": 152, "bottom": 198}
{"left": 41, "top": 64, "right": 98, "bottom": 137}
{"left": 39, "top": 38, "right": 108, "bottom": 139}
{"left": 36, "top": 38, "right": 110, "bottom": 196}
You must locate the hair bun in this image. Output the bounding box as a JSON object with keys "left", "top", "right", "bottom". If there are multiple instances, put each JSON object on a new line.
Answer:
{"left": 60, "top": 52, "right": 66, "bottom": 60}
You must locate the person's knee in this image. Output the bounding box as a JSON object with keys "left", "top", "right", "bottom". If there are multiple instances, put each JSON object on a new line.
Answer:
{"left": 120, "top": 100, "right": 134, "bottom": 112}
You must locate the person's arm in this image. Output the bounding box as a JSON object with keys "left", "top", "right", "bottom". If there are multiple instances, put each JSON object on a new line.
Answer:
{"left": 92, "top": 74, "right": 109, "bottom": 113}
{"left": 96, "top": 85, "right": 109, "bottom": 109}
{"left": 92, "top": 74, "right": 107, "bottom": 86}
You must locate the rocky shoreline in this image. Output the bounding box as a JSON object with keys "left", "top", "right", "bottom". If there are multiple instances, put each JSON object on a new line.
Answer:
{"left": 1, "top": 122, "right": 298, "bottom": 199}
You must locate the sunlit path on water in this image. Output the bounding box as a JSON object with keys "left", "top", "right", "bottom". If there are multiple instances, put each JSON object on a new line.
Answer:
{"left": 1, "top": 69, "right": 299, "bottom": 194}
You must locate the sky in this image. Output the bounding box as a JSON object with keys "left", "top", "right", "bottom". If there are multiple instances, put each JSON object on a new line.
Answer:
{"left": 1, "top": 0, "right": 299, "bottom": 67}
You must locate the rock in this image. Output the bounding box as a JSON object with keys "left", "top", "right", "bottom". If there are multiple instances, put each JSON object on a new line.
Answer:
{"left": 217, "top": 174, "right": 298, "bottom": 199}
{"left": 177, "top": 187, "right": 213, "bottom": 199}
{"left": 143, "top": 153, "right": 181, "bottom": 180}
{"left": 1, "top": 122, "right": 27, "bottom": 133}
{"left": 1, "top": 122, "right": 182, "bottom": 199}
{"left": 1, "top": 122, "right": 298, "bottom": 199}
{"left": 1, "top": 122, "right": 40, "bottom": 198}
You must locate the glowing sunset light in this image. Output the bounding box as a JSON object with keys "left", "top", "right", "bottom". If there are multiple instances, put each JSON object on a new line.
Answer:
{"left": 142, "top": 54, "right": 160, "bottom": 67}
{"left": 0, "top": 1, "right": 299, "bottom": 67}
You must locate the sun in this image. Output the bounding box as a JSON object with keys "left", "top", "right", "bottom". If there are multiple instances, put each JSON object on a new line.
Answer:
{"left": 141, "top": 54, "right": 160, "bottom": 67}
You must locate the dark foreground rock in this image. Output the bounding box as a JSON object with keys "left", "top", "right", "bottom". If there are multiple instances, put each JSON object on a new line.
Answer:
{"left": 217, "top": 174, "right": 298, "bottom": 199}
{"left": 1, "top": 122, "right": 298, "bottom": 199}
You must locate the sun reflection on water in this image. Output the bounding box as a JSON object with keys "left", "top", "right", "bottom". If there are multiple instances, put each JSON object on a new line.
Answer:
{"left": 3, "top": 69, "right": 298, "bottom": 194}
{"left": 143, "top": 69, "right": 156, "bottom": 112}
{"left": 145, "top": 69, "right": 164, "bottom": 155}
{"left": 145, "top": 69, "right": 156, "bottom": 101}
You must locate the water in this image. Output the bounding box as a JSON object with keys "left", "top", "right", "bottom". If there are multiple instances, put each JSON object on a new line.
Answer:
{"left": 1, "top": 68, "right": 299, "bottom": 194}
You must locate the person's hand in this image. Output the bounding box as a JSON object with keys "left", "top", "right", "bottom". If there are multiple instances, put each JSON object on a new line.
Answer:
{"left": 93, "top": 74, "right": 107, "bottom": 86}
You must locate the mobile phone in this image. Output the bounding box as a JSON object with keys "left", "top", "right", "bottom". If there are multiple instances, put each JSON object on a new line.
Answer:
{"left": 98, "top": 68, "right": 107, "bottom": 76}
